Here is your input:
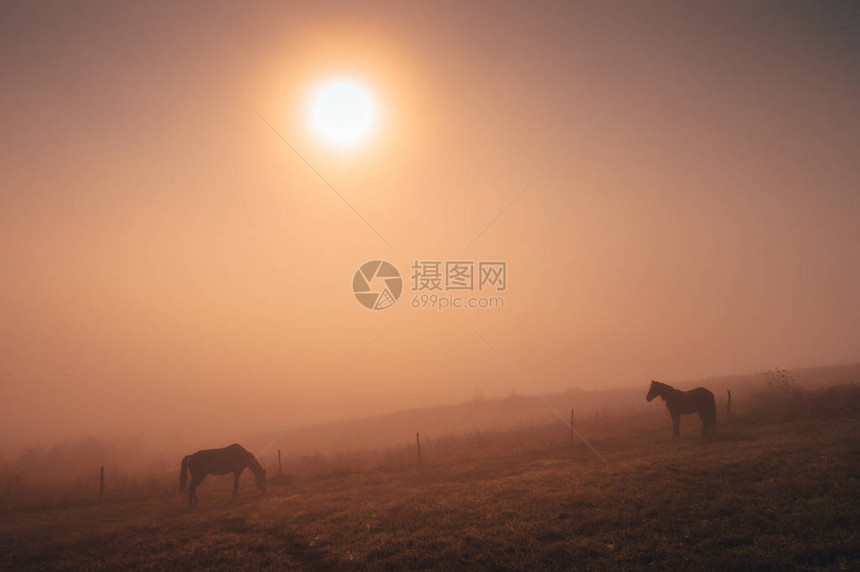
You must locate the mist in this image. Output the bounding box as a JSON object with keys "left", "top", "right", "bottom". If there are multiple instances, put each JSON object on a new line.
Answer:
{"left": 2, "top": 0, "right": 858, "bottom": 457}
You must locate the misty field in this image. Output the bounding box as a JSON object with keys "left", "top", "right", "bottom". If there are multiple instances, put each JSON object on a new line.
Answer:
{"left": 1, "top": 383, "right": 858, "bottom": 570}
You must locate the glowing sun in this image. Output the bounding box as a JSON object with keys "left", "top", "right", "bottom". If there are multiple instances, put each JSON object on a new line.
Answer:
{"left": 309, "top": 80, "right": 377, "bottom": 146}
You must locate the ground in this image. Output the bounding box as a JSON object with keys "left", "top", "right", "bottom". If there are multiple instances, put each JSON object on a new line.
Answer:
{"left": 1, "top": 414, "right": 858, "bottom": 570}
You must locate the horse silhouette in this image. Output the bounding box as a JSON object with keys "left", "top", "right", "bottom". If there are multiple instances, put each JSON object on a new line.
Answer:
{"left": 179, "top": 443, "right": 266, "bottom": 507}
{"left": 647, "top": 380, "right": 716, "bottom": 438}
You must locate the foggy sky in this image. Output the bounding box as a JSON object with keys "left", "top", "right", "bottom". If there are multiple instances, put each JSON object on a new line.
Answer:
{"left": 1, "top": 1, "right": 858, "bottom": 450}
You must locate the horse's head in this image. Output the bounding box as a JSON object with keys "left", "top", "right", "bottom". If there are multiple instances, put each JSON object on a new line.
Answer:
{"left": 646, "top": 380, "right": 661, "bottom": 402}
{"left": 255, "top": 467, "right": 267, "bottom": 494}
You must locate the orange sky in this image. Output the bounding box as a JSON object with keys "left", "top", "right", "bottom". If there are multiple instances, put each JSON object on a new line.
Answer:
{"left": 1, "top": 1, "right": 858, "bottom": 449}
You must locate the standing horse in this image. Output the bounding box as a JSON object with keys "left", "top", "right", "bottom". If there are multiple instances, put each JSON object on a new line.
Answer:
{"left": 646, "top": 380, "right": 716, "bottom": 438}
{"left": 179, "top": 443, "right": 266, "bottom": 508}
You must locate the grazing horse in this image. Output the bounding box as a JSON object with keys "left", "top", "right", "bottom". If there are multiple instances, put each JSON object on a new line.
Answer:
{"left": 179, "top": 443, "right": 266, "bottom": 508}
{"left": 646, "top": 380, "right": 716, "bottom": 438}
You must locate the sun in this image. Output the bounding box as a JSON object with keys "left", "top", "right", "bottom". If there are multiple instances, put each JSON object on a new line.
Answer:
{"left": 309, "top": 79, "right": 377, "bottom": 146}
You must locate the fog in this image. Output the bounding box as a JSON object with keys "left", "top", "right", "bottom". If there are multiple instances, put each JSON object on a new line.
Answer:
{"left": 2, "top": 1, "right": 858, "bottom": 456}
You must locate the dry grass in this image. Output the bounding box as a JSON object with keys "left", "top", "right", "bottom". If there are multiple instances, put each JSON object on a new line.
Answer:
{"left": 0, "top": 387, "right": 858, "bottom": 570}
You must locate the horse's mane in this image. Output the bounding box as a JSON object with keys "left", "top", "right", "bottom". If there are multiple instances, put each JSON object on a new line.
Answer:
{"left": 650, "top": 380, "right": 679, "bottom": 401}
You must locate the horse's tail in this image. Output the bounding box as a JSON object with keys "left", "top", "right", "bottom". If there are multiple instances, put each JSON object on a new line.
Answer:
{"left": 179, "top": 455, "right": 190, "bottom": 493}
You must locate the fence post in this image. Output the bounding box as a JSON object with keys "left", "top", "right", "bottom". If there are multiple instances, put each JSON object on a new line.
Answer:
{"left": 416, "top": 432, "right": 422, "bottom": 467}
{"left": 278, "top": 449, "right": 282, "bottom": 477}
{"left": 727, "top": 390, "right": 732, "bottom": 423}
{"left": 99, "top": 466, "right": 104, "bottom": 501}
{"left": 570, "top": 409, "right": 575, "bottom": 445}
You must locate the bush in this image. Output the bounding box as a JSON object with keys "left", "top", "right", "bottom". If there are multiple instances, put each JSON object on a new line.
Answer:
{"left": 749, "top": 368, "right": 804, "bottom": 419}
{"left": 747, "top": 369, "right": 860, "bottom": 420}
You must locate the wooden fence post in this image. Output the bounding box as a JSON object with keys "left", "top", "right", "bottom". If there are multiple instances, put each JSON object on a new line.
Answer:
{"left": 416, "top": 432, "right": 422, "bottom": 467}
{"left": 570, "top": 409, "right": 575, "bottom": 445}
{"left": 99, "top": 466, "right": 104, "bottom": 501}
{"left": 278, "top": 449, "right": 282, "bottom": 477}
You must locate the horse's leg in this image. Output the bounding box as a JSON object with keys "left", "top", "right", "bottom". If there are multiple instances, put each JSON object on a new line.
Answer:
{"left": 232, "top": 470, "right": 242, "bottom": 501}
{"left": 699, "top": 411, "right": 706, "bottom": 436}
{"left": 672, "top": 412, "right": 681, "bottom": 438}
{"left": 189, "top": 474, "right": 205, "bottom": 508}
{"left": 189, "top": 477, "right": 197, "bottom": 508}
{"left": 710, "top": 402, "right": 717, "bottom": 437}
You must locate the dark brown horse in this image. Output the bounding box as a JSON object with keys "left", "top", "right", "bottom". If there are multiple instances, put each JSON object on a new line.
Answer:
{"left": 647, "top": 380, "right": 716, "bottom": 438}
{"left": 179, "top": 443, "right": 266, "bottom": 508}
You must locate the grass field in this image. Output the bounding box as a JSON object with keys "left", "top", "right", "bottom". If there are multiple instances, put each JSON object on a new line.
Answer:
{"left": 1, "top": 390, "right": 858, "bottom": 571}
